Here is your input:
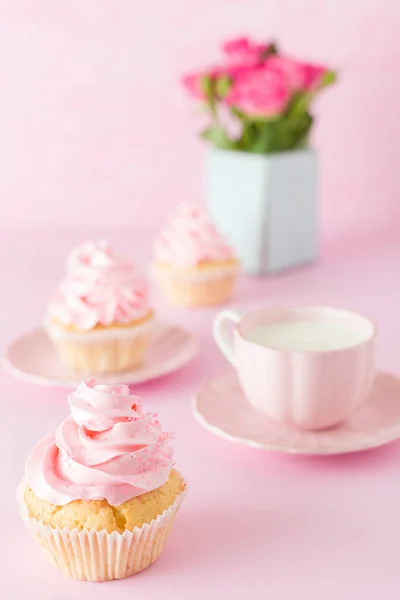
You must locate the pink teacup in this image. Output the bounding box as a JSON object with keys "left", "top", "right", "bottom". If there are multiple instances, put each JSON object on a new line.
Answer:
{"left": 213, "top": 306, "right": 376, "bottom": 430}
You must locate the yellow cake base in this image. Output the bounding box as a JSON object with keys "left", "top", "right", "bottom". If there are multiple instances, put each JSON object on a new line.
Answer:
{"left": 24, "top": 469, "right": 185, "bottom": 533}
{"left": 154, "top": 261, "right": 238, "bottom": 307}
{"left": 18, "top": 470, "right": 187, "bottom": 581}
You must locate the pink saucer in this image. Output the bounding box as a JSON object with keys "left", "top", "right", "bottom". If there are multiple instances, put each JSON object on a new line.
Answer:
{"left": 3, "top": 322, "right": 198, "bottom": 387}
{"left": 193, "top": 371, "right": 400, "bottom": 454}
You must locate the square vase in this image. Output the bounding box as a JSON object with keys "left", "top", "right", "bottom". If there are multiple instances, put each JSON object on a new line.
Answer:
{"left": 205, "top": 148, "right": 318, "bottom": 274}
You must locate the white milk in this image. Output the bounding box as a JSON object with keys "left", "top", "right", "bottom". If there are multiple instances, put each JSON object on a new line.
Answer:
{"left": 247, "top": 319, "right": 367, "bottom": 351}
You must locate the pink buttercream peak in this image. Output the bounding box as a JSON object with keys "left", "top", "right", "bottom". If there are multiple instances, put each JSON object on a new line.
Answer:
{"left": 154, "top": 203, "right": 236, "bottom": 268}
{"left": 48, "top": 241, "right": 150, "bottom": 330}
{"left": 25, "top": 380, "right": 174, "bottom": 505}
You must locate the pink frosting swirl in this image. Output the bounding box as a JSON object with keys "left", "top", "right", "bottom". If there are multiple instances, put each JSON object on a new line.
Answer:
{"left": 154, "top": 203, "right": 236, "bottom": 268}
{"left": 48, "top": 240, "right": 150, "bottom": 330}
{"left": 25, "top": 379, "right": 174, "bottom": 506}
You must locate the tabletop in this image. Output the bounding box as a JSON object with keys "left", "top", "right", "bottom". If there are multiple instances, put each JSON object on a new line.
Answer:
{"left": 1, "top": 227, "right": 400, "bottom": 599}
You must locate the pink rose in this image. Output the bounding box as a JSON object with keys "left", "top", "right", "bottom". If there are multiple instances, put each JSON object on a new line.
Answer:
{"left": 181, "top": 67, "right": 226, "bottom": 100}
{"left": 181, "top": 70, "right": 210, "bottom": 100}
{"left": 225, "top": 65, "right": 290, "bottom": 118}
{"left": 297, "top": 63, "right": 327, "bottom": 91}
{"left": 221, "top": 36, "right": 271, "bottom": 67}
{"left": 266, "top": 56, "right": 327, "bottom": 92}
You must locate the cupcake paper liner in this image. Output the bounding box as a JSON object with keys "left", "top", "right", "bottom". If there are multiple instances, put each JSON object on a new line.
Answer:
{"left": 44, "top": 317, "right": 154, "bottom": 374}
{"left": 17, "top": 479, "right": 187, "bottom": 582}
{"left": 153, "top": 266, "right": 238, "bottom": 307}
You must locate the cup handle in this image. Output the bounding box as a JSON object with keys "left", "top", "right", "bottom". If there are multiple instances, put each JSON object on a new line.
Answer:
{"left": 212, "top": 310, "right": 241, "bottom": 367}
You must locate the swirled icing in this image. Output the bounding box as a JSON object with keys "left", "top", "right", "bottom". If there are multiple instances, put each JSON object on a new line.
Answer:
{"left": 25, "top": 379, "right": 174, "bottom": 506}
{"left": 48, "top": 241, "right": 150, "bottom": 330}
{"left": 154, "top": 204, "right": 236, "bottom": 268}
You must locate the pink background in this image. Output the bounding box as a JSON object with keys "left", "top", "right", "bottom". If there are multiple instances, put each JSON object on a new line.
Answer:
{"left": 0, "top": 0, "right": 400, "bottom": 239}
{"left": 2, "top": 2, "right": 400, "bottom": 598}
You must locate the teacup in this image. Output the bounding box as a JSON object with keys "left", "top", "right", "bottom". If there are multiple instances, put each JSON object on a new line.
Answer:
{"left": 213, "top": 306, "right": 376, "bottom": 430}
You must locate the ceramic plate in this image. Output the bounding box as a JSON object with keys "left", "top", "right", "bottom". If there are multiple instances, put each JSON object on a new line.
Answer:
{"left": 193, "top": 371, "right": 400, "bottom": 454}
{"left": 3, "top": 322, "right": 198, "bottom": 387}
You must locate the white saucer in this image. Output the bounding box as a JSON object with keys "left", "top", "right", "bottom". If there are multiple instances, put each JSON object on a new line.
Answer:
{"left": 193, "top": 371, "right": 400, "bottom": 454}
{"left": 3, "top": 322, "right": 198, "bottom": 387}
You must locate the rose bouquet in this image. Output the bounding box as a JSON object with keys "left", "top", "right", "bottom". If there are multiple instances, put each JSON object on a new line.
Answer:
{"left": 182, "top": 37, "right": 336, "bottom": 154}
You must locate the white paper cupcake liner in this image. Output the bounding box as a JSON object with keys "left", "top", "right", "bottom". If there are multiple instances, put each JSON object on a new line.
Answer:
{"left": 151, "top": 263, "right": 239, "bottom": 307}
{"left": 44, "top": 316, "right": 155, "bottom": 373}
{"left": 17, "top": 479, "right": 187, "bottom": 582}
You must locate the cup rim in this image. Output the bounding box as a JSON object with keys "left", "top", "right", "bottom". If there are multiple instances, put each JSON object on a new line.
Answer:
{"left": 236, "top": 305, "right": 377, "bottom": 354}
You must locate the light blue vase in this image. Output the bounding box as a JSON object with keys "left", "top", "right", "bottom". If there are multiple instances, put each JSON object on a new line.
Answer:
{"left": 205, "top": 148, "right": 318, "bottom": 275}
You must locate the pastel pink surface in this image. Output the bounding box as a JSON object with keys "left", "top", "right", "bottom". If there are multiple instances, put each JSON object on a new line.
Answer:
{"left": 3, "top": 323, "right": 197, "bottom": 387}
{"left": 194, "top": 371, "right": 400, "bottom": 453}
{"left": 2, "top": 227, "right": 400, "bottom": 598}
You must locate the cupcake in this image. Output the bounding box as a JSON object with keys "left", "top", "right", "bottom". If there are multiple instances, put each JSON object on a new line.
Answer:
{"left": 45, "top": 240, "right": 153, "bottom": 373}
{"left": 17, "top": 379, "right": 187, "bottom": 581}
{"left": 153, "top": 203, "right": 239, "bottom": 306}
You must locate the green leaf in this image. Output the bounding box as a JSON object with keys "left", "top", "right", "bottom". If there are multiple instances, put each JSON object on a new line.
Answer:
{"left": 320, "top": 69, "right": 337, "bottom": 88}
{"left": 215, "top": 75, "right": 232, "bottom": 98}
{"left": 249, "top": 112, "right": 282, "bottom": 124}
{"left": 200, "top": 75, "right": 217, "bottom": 115}
{"left": 279, "top": 113, "right": 313, "bottom": 150}
{"left": 239, "top": 112, "right": 314, "bottom": 154}
{"left": 236, "top": 119, "right": 255, "bottom": 150}
{"left": 292, "top": 116, "right": 313, "bottom": 149}
{"left": 230, "top": 106, "right": 248, "bottom": 122}
{"left": 248, "top": 121, "right": 276, "bottom": 153}
{"left": 200, "top": 126, "right": 236, "bottom": 149}
{"left": 285, "top": 91, "right": 310, "bottom": 118}
{"left": 200, "top": 75, "right": 213, "bottom": 97}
